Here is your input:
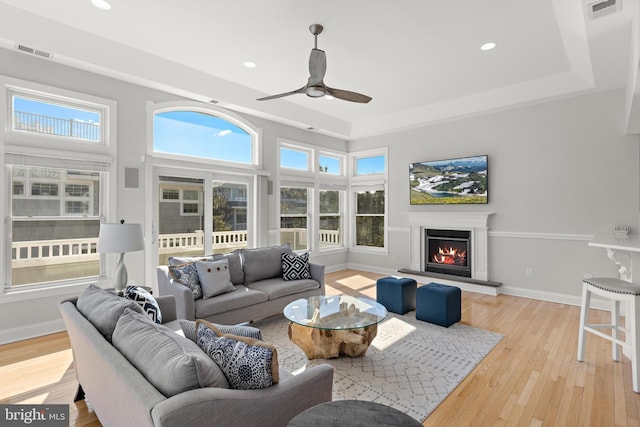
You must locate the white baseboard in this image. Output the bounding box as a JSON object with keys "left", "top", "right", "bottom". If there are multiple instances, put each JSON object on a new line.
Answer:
{"left": 0, "top": 319, "right": 66, "bottom": 345}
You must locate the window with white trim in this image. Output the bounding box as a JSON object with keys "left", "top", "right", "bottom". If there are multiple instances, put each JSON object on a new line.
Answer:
{"left": 2, "top": 77, "right": 115, "bottom": 291}
{"left": 278, "top": 139, "right": 346, "bottom": 252}
{"left": 350, "top": 148, "right": 387, "bottom": 251}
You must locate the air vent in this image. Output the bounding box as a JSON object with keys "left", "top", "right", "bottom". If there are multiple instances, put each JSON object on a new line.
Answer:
{"left": 587, "top": 0, "right": 621, "bottom": 20}
{"left": 16, "top": 43, "right": 52, "bottom": 59}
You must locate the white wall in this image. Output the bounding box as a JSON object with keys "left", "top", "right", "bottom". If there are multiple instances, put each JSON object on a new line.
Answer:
{"left": 348, "top": 89, "right": 640, "bottom": 306}
{"left": 0, "top": 48, "right": 348, "bottom": 343}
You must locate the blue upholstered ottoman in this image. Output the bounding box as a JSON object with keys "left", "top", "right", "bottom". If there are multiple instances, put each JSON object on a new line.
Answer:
{"left": 376, "top": 276, "right": 417, "bottom": 314}
{"left": 416, "top": 283, "right": 461, "bottom": 327}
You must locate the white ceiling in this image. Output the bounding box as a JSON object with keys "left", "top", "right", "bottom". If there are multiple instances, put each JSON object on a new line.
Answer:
{"left": 0, "top": 0, "right": 635, "bottom": 139}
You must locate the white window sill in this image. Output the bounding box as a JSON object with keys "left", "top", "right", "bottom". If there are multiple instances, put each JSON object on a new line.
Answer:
{"left": 0, "top": 280, "right": 105, "bottom": 304}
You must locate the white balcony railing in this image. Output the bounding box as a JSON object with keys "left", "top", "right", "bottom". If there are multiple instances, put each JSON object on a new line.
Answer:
{"left": 12, "top": 229, "right": 341, "bottom": 268}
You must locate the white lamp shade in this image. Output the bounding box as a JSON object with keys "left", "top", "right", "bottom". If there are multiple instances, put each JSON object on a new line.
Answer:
{"left": 97, "top": 223, "right": 144, "bottom": 253}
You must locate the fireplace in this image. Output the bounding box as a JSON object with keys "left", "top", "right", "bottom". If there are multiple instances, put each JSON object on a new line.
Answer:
{"left": 425, "top": 229, "right": 471, "bottom": 278}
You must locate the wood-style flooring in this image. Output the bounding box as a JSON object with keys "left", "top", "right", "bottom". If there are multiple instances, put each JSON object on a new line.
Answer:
{"left": 0, "top": 269, "right": 638, "bottom": 426}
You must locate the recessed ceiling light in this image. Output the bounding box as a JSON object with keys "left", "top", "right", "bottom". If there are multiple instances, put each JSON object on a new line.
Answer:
{"left": 243, "top": 61, "right": 256, "bottom": 69}
{"left": 480, "top": 42, "right": 496, "bottom": 51}
{"left": 91, "top": 0, "right": 112, "bottom": 10}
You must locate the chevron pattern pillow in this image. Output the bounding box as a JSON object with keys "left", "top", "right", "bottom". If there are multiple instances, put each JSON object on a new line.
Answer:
{"left": 123, "top": 285, "right": 162, "bottom": 323}
{"left": 281, "top": 252, "right": 311, "bottom": 281}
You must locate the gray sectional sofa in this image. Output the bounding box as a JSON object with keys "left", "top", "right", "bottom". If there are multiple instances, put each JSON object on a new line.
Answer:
{"left": 60, "top": 286, "right": 334, "bottom": 427}
{"left": 157, "top": 244, "right": 325, "bottom": 325}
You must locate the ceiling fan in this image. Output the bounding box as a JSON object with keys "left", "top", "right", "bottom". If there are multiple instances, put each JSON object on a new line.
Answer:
{"left": 257, "top": 24, "right": 372, "bottom": 103}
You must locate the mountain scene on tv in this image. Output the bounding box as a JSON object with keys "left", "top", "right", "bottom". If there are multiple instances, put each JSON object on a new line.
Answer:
{"left": 410, "top": 156, "right": 488, "bottom": 204}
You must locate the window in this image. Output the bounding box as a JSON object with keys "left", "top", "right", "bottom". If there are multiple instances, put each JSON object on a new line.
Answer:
{"left": 162, "top": 189, "right": 179, "bottom": 200}
{"left": 350, "top": 148, "right": 387, "bottom": 251}
{"left": 153, "top": 110, "right": 254, "bottom": 164}
{"left": 319, "top": 189, "right": 342, "bottom": 248}
{"left": 280, "top": 186, "right": 309, "bottom": 251}
{"left": 11, "top": 94, "right": 104, "bottom": 143}
{"left": 356, "top": 155, "right": 385, "bottom": 176}
{"left": 2, "top": 77, "right": 115, "bottom": 293}
{"left": 319, "top": 154, "right": 341, "bottom": 175}
{"left": 280, "top": 146, "right": 311, "bottom": 171}
{"left": 355, "top": 190, "right": 385, "bottom": 247}
{"left": 9, "top": 164, "right": 104, "bottom": 287}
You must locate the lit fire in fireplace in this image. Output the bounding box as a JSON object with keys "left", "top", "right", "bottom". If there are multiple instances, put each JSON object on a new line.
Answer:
{"left": 433, "top": 247, "right": 467, "bottom": 266}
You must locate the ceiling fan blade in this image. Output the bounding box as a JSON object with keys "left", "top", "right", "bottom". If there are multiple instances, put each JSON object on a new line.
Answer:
{"left": 326, "top": 87, "right": 372, "bottom": 103}
{"left": 257, "top": 86, "right": 306, "bottom": 101}
{"left": 309, "top": 48, "right": 326, "bottom": 86}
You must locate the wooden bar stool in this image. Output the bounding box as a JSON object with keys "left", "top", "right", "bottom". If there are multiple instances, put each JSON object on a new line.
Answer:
{"left": 577, "top": 277, "right": 640, "bottom": 393}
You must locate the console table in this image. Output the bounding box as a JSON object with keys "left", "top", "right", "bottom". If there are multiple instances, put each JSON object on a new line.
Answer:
{"left": 588, "top": 233, "right": 640, "bottom": 282}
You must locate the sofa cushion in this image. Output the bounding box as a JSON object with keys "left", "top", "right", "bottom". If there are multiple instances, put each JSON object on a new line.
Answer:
{"left": 195, "top": 259, "right": 235, "bottom": 298}
{"left": 246, "top": 277, "right": 320, "bottom": 300}
{"left": 211, "top": 251, "right": 244, "bottom": 285}
{"left": 112, "top": 309, "right": 230, "bottom": 397}
{"left": 194, "top": 285, "right": 268, "bottom": 319}
{"left": 168, "top": 262, "right": 203, "bottom": 300}
{"left": 123, "top": 285, "right": 162, "bottom": 323}
{"left": 179, "top": 319, "right": 263, "bottom": 342}
{"left": 196, "top": 320, "right": 279, "bottom": 390}
{"left": 76, "top": 284, "right": 145, "bottom": 340}
{"left": 241, "top": 244, "right": 292, "bottom": 284}
{"left": 282, "top": 252, "right": 311, "bottom": 281}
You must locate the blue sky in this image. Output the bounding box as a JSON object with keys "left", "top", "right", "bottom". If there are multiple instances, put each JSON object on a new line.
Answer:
{"left": 14, "top": 96, "right": 100, "bottom": 123}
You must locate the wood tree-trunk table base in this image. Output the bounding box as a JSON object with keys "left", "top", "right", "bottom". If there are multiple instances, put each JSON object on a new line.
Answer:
{"left": 288, "top": 322, "right": 378, "bottom": 359}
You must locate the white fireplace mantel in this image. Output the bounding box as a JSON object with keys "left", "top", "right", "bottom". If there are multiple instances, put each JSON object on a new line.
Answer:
{"left": 407, "top": 212, "right": 494, "bottom": 281}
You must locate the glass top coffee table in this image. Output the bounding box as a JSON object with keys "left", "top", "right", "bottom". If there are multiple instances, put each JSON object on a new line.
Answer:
{"left": 283, "top": 295, "right": 387, "bottom": 359}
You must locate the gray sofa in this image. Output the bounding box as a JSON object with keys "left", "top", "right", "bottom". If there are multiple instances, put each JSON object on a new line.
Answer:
{"left": 60, "top": 287, "right": 333, "bottom": 427}
{"left": 157, "top": 245, "right": 325, "bottom": 325}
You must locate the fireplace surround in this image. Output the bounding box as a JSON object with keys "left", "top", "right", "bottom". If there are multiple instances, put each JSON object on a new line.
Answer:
{"left": 407, "top": 212, "right": 493, "bottom": 281}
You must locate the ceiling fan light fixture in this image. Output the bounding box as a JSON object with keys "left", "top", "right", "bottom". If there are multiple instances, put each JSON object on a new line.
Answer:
{"left": 306, "top": 86, "right": 326, "bottom": 98}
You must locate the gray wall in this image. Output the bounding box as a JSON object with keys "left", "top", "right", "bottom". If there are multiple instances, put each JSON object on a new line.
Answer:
{"left": 348, "top": 88, "right": 639, "bottom": 304}
{"left": 0, "top": 48, "right": 348, "bottom": 343}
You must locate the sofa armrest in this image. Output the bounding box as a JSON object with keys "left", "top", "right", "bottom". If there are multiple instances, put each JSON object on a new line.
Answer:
{"left": 156, "top": 266, "right": 195, "bottom": 320}
{"left": 309, "top": 262, "right": 326, "bottom": 295}
{"left": 151, "top": 364, "right": 334, "bottom": 427}
{"left": 156, "top": 295, "right": 177, "bottom": 324}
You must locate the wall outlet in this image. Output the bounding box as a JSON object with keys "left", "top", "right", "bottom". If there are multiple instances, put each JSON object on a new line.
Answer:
{"left": 526, "top": 267, "right": 533, "bottom": 276}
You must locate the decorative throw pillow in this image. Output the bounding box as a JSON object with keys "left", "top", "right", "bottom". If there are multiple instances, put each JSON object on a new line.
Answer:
{"left": 168, "top": 262, "right": 203, "bottom": 300}
{"left": 196, "top": 320, "right": 279, "bottom": 390}
{"left": 195, "top": 259, "right": 235, "bottom": 299}
{"left": 281, "top": 252, "right": 311, "bottom": 281}
{"left": 180, "top": 319, "right": 263, "bottom": 342}
{"left": 123, "top": 285, "right": 162, "bottom": 323}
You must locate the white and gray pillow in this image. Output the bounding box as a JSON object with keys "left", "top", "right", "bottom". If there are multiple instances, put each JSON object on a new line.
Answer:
{"left": 179, "top": 319, "right": 263, "bottom": 342}
{"left": 195, "top": 259, "right": 235, "bottom": 299}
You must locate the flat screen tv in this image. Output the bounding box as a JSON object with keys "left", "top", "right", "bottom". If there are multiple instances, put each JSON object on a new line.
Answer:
{"left": 410, "top": 155, "right": 488, "bottom": 205}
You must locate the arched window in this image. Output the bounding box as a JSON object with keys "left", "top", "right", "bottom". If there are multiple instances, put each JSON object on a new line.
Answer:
{"left": 153, "top": 108, "right": 257, "bottom": 165}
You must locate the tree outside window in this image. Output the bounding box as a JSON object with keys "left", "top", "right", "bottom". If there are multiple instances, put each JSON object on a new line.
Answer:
{"left": 355, "top": 190, "right": 385, "bottom": 247}
{"left": 319, "top": 190, "right": 341, "bottom": 247}
{"left": 280, "top": 187, "right": 308, "bottom": 250}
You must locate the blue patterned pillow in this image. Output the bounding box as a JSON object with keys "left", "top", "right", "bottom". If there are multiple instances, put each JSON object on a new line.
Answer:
{"left": 168, "top": 262, "right": 203, "bottom": 300}
{"left": 281, "top": 252, "right": 311, "bottom": 281}
{"left": 123, "top": 285, "right": 162, "bottom": 323}
{"left": 196, "top": 320, "right": 279, "bottom": 390}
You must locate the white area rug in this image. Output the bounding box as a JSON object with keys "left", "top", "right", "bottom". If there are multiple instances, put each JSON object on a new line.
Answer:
{"left": 253, "top": 312, "right": 503, "bottom": 422}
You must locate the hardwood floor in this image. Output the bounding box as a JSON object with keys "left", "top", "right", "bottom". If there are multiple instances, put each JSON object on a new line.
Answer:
{"left": 1, "top": 269, "right": 639, "bottom": 426}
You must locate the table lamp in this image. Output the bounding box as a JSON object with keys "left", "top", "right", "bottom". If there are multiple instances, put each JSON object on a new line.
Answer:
{"left": 97, "top": 221, "right": 144, "bottom": 292}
